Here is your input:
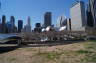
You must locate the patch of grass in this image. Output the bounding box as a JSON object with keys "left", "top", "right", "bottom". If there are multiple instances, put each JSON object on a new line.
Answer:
{"left": 88, "top": 56, "right": 96, "bottom": 62}
{"left": 85, "top": 41, "right": 96, "bottom": 49}
{"left": 81, "top": 53, "right": 96, "bottom": 62}
{"left": 36, "top": 51, "right": 62, "bottom": 60}
{"left": 46, "top": 52, "right": 61, "bottom": 60}
{"left": 76, "top": 50, "right": 93, "bottom": 54}
{"left": 9, "top": 58, "right": 17, "bottom": 61}
{"left": 25, "top": 48, "right": 37, "bottom": 51}
{"left": 89, "top": 40, "right": 96, "bottom": 42}
{"left": 86, "top": 46, "right": 94, "bottom": 49}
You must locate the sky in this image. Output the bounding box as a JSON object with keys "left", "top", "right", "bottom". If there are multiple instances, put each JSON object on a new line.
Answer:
{"left": 0, "top": 0, "right": 88, "bottom": 29}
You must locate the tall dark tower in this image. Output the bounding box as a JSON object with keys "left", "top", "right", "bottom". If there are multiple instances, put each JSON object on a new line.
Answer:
{"left": 86, "top": 3, "right": 94, "bottom": 27}
{"left": 2, "top": 15, "right": 7, "bottom": 33}
{"left": 10, "top": 16, "right": 15, "bottom": 32}
{"left": 44, "top": 12, "right": 52, "bottom": 28}
{"left": 10, "top": 16, "right": 15, "bottom": 26}
{"left": 18, "top": 20, "right": 23, "bottom": 33}
{"left": 89, "top": 0, "right": 96, "bottom": 27}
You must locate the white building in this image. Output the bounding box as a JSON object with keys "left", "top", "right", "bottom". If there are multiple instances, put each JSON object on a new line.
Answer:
{"left": 22, "top": 16, "right": 31, "bottom": 32}
{"left": 70, "top": 1, "right": 86, "bottom": 31}
{"left": 57, "top": 15, "right": 67, "bottom": 28}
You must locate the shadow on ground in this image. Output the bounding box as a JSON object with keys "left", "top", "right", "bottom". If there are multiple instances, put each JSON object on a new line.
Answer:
{"left": 21, "top": 40, "right": 85, "bottom": 48}
{"left": 0, "top": 40, "right": 85, "bottom": 54}
{"left": 0, "top": 46, "right": 18, "bottom": 54}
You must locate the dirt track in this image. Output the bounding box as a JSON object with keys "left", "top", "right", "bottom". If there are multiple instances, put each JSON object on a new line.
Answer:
{"left": 0, "top": 41, "right": 96, "bottom": 63}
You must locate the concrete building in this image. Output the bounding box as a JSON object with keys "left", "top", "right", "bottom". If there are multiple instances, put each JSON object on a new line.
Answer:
{"left": 23, "top": 25, "right": 31, "bottom": 32}
{"left": 26, "top": 16, "right": 31, "bottom": 32}
{"left": 10, "top": 16, "right": 17, "bottom": 33}
{"left": 34, "top": 23, "right": 41, "bottom": 33}
{"left": 27, "top": 16, "right": 31, "bottom": 27}
{"left": 6, "top": 21, "right": 12, "bottom": 33}
{"left": 86, "top": 3, "right": 94, "bottom": 27}
{"left": 35, "top": 23, "right": 41, "bottom": 28}
{"left": 70, "top": 1, "right": 86, "bottom": 31}
{"left": 67, "top": 18, "right": 71, "bottom": 31}
{"left": 18, "top": 20, "right": 23, "bottom": 33}
{"left": 10, "top": 16, "right": 15, "bottom": 27}
{"left": 89, "top": 0, "right": 96, "bottom": 28}
{"left": 22, "top": 16, "right": 31, "bottom": 32}
{"left": 1, "top": 15, "right": 7, "bottom": 33}
{"left": 44, "top": 12, "right": 52, "bottom": 28}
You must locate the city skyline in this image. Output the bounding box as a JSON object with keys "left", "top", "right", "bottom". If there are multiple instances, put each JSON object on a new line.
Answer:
{"left": 0, "top": 0, "right": 88, "bottom": 29}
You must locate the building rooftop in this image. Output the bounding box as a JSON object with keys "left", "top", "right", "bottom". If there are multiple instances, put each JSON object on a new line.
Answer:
{"left": 71, "top": 1, "right": 84, "bottom": 8}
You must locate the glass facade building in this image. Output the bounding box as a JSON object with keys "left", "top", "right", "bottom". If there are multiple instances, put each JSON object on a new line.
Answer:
{"left": 89, "top": 0, "right": 96, "bottom": 27}
{"left": 44, "top": 12, "right": 52, "bottom": 28}
{"left": 18, "top": 20, "right": 23, "bottom": 33}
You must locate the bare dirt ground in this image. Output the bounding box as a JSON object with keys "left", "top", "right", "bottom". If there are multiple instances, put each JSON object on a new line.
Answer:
{"left": 0, "top": 41, "right": 96, "bottom": 63}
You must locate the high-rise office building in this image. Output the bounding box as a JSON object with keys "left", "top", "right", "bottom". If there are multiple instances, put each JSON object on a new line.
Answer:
{"left": 10, "top": 16, "right": 15, "bottom": 26}
{"left": 67, "top": 18, "right": 71, "bottom": 31}
{"left": 18, "top": 20, "right": 23, "bottom": 33}
{"left": 25, "top": 16, "right": 31, "bottom": 32}
{"left": 44, "top": 12, "right": 52, "bottom": 28}
{"left": 10, "top": 16, "right": 16, "bottom": 33}
{"left": 35, "top": 23, "right": 41, "bottom": 28}
{"left": 2, "top": 15, "right": 7, "bottom": 33}
{"left": 27, "top": 16, "right": 31, "bottom": 32}
{"left": 70, "top": 1, "right": 86, "bottom": 31}
{"left": 86, "top": 4, "right": 94, "bottom": 27}
{"left": 34, "top": 23, "right": 41, "bottom": 33}
{"left": 89, "top": 0, "right": 96, "bottom": 27}
{"left": 28, "top": 16, "right": 31, "bottom": 26}
{"left": 6, "top": 21, "right": 12, "bottom": 33}
{"left": 22, "top": 17, "right": 31, "bottom": 32}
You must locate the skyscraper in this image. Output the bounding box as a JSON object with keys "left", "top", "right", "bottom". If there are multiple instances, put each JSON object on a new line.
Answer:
{"left": 86, "top": 3, "right": 94, "bottom": 27}
{"left": 26, "top": 16, "right": 31, "bottom": 32}
{"left": 22, "top": 16, "right": 31, "bottom": 32}
{"left": 10, "top": 16, "right": 15, "bottom": 32}
{"left": 70, "top": 1, "right": 86, "bottom": 31}
{"left": 34, "top": 23, "right": 41, "bottom": 33}
{"left": 18, "top": 20, "right": 23, "bottom": 33}
{"left": 35, "top": 23, "right": 41, "bottom": 28}
{"left": 44, "top": 12, "right": 52, "bottom": 28}
{"left": 2, "top": 15, "right": 7, "bottom": 33}
{"left": 6, "top": 21, "right": 12, "bottom": 33}
{"left": 28, "top": 16, "right": 31, "bottom": 26}
{"left": 67, "top": 18, "right": 71, "bottom": 31}
{"left": 89, "top": 0, "right": 96, "bottom": 27}
{"left": 10, "top": 16, "right": 15, "bottom": 26}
